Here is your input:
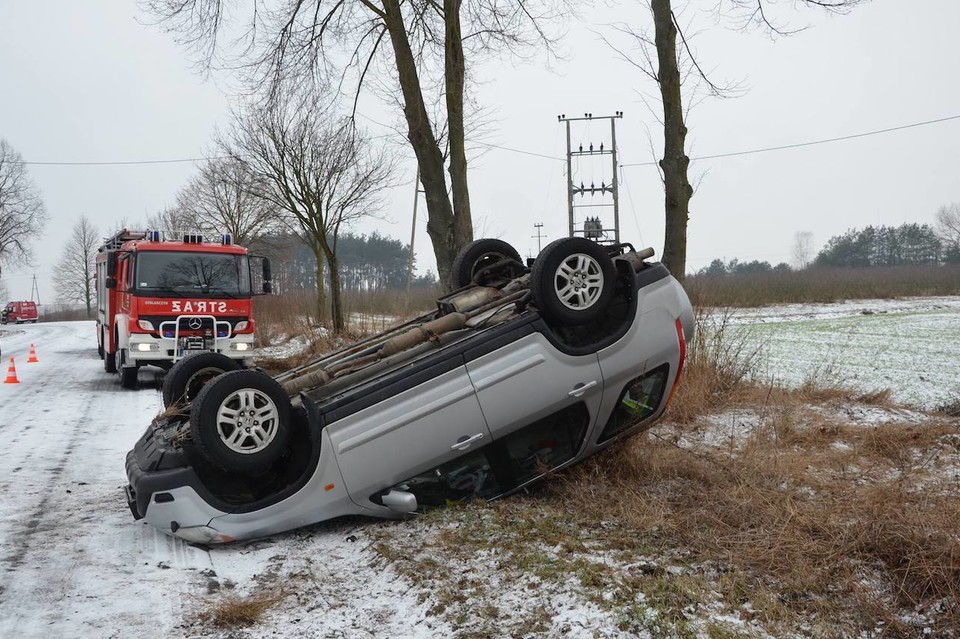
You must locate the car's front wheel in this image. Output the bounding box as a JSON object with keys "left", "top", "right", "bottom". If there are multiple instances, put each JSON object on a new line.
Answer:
{"left": 190, "top": 370, "right": 292, "bottom": 474}
{"left": 531, "top": 237, "right": 615, "bottom": 326}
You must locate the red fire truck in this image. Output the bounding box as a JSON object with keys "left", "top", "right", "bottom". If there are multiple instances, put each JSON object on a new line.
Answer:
{"left": 95, "top": 230, "right": 271, "bottom": 388}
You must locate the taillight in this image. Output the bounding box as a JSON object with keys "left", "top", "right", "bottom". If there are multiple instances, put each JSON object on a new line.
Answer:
{"left": 664, "top": 318, "right": 687, "bottom": 408}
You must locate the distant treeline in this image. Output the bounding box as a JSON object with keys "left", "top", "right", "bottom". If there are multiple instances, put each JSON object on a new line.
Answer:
{"left": 252, "top": 231, "right": 437, "bottom": 294}
{"left": 699, "top": 222, "right": 958, "bottom": 277}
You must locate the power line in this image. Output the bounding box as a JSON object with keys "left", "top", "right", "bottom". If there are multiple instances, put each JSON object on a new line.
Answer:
{"left": 620, "top": 113, "right": 960, "bottom": 167}
{"left": 19, "top": 155, "right": 229, "bottom": 167}
{"left": 13, "top": 112, "right": 959, "bottom": 168}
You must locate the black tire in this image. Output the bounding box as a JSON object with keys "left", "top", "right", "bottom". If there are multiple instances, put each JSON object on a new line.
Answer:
{"left": 531, "top": 237, "right": 616, "bottom": 326}
{"left": 98, "top": 342, "right": 104, "bottom": 360}
{"left": 116, "top": 349, "right": 138, "bottom": 388}
{"left": 450, "top": 238, "right": 522, "bottom": 289}
{"left": 190, "top": 370, "right": 292, "bottom": 474}
{"left": 104, "top": 343, "right": 117, "bottom": 374}
{"left": 162, "top": 352, "right": 241, "bottom": 407}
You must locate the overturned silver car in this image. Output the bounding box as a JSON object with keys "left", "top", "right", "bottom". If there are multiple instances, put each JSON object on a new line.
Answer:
{"left": 125, "top": 237, "right": 694, "bottom": 543}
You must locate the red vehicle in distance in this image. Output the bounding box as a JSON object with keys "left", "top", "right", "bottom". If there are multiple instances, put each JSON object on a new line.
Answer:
{"left": 1, "top": 301, "right": 39, "bottom": 325}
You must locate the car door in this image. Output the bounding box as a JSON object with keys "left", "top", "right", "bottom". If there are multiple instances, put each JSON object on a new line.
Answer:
{"left": 464, "top": 331, "right": 604, "bottom": 440}
{"left": 325, "top": 357, "right": 492, "bottom": 509}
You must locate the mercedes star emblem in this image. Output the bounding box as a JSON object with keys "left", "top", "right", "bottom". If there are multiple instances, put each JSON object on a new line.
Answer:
{"left": 188, "top": 317, "right": 203, "bottom": 330}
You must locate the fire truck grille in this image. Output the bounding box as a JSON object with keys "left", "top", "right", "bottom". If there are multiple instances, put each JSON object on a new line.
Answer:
{"left": 139, "top": 316, "right": 250, "bottom": 336}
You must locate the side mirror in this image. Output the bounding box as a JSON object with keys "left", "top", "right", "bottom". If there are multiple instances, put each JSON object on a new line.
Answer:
{"left": 250, "top": 255, "right": 273, "bottom": 295}
{"left": 106, "top": 277, "right": 117, "bottom": 289}
{"left": 380, "top": 490, "right": 418, "bottom": 514}
{"left": 106, "top": 252, "right": 117, "bottom": 277}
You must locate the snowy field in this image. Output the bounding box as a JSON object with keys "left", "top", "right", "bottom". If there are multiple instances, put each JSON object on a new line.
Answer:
{"left": 0, "top": 299, "right": 956, "bottom": 637}
{"left": 730, "top": 296, "right": 960, "bottom": 409}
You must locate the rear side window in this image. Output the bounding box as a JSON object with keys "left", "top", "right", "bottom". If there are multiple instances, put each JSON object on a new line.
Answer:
{"left": 598, "top": 364, "right": 670, "bottom": 444}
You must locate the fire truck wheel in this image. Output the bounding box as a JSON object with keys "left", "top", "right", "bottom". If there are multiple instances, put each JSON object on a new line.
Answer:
{"left": 451, "top": 239, "right": 523, "bottom": 289}
{"left": 162, "top": 352, "right": 241, "bottom": 407}
{"left": 104, "top": 346, "right": 117, "bottom": 373}
{"left": 118, "top": 350, "right": 139, "bottom": 389}
{"left": 531, "top": 237, "right": 615, "bottom": 326}
{"left": 190, "top": 370, "right": 292, "bottom": 474}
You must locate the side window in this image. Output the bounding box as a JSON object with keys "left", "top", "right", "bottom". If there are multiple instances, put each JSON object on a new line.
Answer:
{"left": 598, "top": 364, "right": 670, "bottom": 444}
{"left": 380, "top": 447, "right": 502, "bottom": 510}
{"left": 500, "top": 402, "right": 590, "bottom": 486}
{"left": 378, "top": 403, "right": 591, "bottom": 510}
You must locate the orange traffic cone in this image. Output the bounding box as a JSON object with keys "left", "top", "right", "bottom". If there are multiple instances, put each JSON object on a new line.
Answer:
{"left": 27, "top": 343, "right": 39, "bottom": 363}
{"left": 3, "top": 358, "right": 19, "bottom": 384}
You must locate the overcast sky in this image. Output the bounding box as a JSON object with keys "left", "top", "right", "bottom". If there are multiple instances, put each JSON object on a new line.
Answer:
{"left": 1, "top": 0, "right": 959, "bottom": 302}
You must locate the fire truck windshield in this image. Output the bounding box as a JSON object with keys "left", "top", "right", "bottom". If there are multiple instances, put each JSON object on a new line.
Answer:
{"left": 134, "top": 252, "right": 251, "bottom": 297}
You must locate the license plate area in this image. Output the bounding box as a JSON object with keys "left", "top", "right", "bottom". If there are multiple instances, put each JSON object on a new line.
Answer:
{"left": 180, "top": 336, "right": 207, "bottom": 352}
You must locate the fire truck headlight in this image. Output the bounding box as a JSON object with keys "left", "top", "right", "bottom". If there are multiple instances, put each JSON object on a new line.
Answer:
{"left": 137, "top": 320, "right": 154, "bottom": 331}
{"left": 234, "top": 321, "right": 249, "bottom": 332}
{"left": 134, "top": 343, "right": 159, "bottom": 352}
{"left": 230, "top": 343, "right": 251, "bottom": 351}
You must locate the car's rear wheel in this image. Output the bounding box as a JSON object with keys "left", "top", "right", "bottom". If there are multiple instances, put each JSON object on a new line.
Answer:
{"left": 451, "top": 238, "right": 523, "bottom": 289}
{"left": 531, "top": 237, "right": 615, "bottom": 326}
{"left": 162, "top": 352, "right": 241, "bottom": 407}
{"left": 190, "top": 370, "right": 292, "bottom": 474}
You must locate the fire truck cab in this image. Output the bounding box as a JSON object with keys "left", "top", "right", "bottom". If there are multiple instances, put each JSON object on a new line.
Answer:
{"left": 95, "top": 230, "right": 271, "bottom": 388}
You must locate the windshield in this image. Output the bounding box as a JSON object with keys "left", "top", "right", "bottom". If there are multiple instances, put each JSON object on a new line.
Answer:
{"left": 134, "top": 251, "right": 251, "bottom": 297}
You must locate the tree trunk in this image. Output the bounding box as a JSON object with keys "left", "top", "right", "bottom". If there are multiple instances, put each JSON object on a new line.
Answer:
{"left": 381, "top": 0, "right": 460, "bottom": 288}
{"left": 444, "top": 0, "right": 474, "bottom": 257}
{"left": 311, "top": 244, "right": 327, "bottom": 323}
{"left": 652, "top": 0, "right": 692, "bottom": 283}
{"left": 325, "top": 247, "right": 345, "bottom": 333}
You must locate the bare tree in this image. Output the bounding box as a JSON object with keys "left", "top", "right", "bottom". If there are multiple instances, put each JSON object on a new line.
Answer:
{"left": 936, "top": 202, "right": 960, "bottom": 249}
{"left": 53, "top": 215, "right": 99, "bottom": 317}
{"left": 0, "top": 139, "right": 47, "bottom": 266}
{"left": 791, "top": 230, "right": 815, "bottom": 269}
{"left": 608, "top": 0, "right": 865, "bottom": 281}
{"left": 146, "top": 204, "right": 200, "bottom": 239}
{"left": 173, "top": 156, "right": 282, "bottom": 245}
{"left": 224, "top": 98, "right": 398, "bottom": 332}
{"left": 146, "top": 0, "right": 567, "bottom": 287}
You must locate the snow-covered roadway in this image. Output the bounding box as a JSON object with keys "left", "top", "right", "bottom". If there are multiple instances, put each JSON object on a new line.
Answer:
{"left": 0, "top": 321, "right": 214, "bottom": 637}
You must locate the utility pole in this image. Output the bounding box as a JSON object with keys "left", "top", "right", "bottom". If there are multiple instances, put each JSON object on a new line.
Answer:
{"left": 557, "top": 112, "right": 624, "bottom": 244}
{"left": 405, "top": 168, "right": 423, "bottom": 299}
{"left": 30, "top": 274, "right": 41, "bottom": 305}
{"left": 531, "top": 223, "right": 545, "bottom": 254}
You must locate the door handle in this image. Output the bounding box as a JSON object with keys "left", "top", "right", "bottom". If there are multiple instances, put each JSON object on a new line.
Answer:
{"left": 451, "top": 432, "right": 485, "bottom": 451}
{"left": 567, "top": 380, "right": 598, "bottom": 398}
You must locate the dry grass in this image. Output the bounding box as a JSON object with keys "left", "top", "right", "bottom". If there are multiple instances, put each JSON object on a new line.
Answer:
{"left": 686, "top": 264, "right": 960, "bottom": 308}
{"left": 195, "top": 591, "right": 287, "bottom": 628}
{"left": 665, "top": 306, "right": 765, "bottom": 424}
